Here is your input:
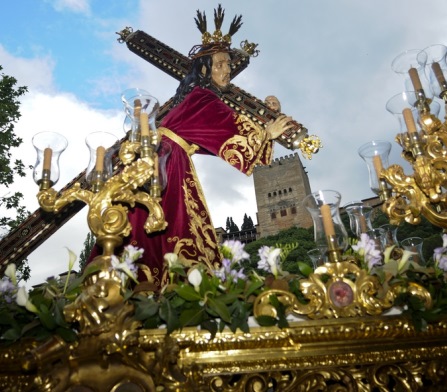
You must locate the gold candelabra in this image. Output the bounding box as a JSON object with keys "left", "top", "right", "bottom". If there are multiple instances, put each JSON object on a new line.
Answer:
{"left": 32, "top": 91, "right": 167, "bottom": 335}
{"left": 34, "top": 94, "right": 166, "bottom": 259}
{"left": 360, "top": 44, "right": 447, "bottom": 230}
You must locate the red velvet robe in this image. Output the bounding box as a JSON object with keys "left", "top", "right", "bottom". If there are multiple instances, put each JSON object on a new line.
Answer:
{"left": 90, "top": 86, "right": 273, "bottom": 288}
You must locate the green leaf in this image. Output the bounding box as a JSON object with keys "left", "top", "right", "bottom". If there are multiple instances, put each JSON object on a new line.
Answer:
{"left": 170, "top": 266, "right": 187, "bottom": 277}
{"left": 179, "top": 307, "right": 204, "bottom": 327}
{"left": 245, "top": 279, "right": 264, "bottom": 297}
{"left": 55, "top": 326, "right": 78, "bottom": 342}
{"left": 134, "top": 301, "right": 160, "bottom": 320}
{"left": 169, "top": 295, "right": 186, "bottom": 308}
{"left": 207, "top": 298, "right": 231, "bottom": 323}
{"left": 200, "top": 319, "right": 218, "bottom": 338}
{"left": 229, "top": 301, "right": 249, "bottom": 333}
{"left": 199, "top": 273, "right": 217, "bottom": 296}
{"left": 81, "top": 264, "right": 102, "bottom": 280}
{"left": 175, "top": 285, "right": 202, "bottom": 301}
{"left": 298, "top": 261, "right": 313, "bottom": 277}
{"left": 159, "top": 299, "right": 179, "bottom": 334}
{"left": 38, "top": 305, "right": 56, "bottom": 330}
{"left": 144, "top": 316, "right": 161, "bottom": 329}
{"left": 216, "top": 291, "right": 242, "bottom": 304}
{"left": 255, "top": 315, "right": 277, "bottom": 327}
{"left": 53, "top": 299, "right": 69, "bottom": 327}
{"left": 65, "top": 276, "right": 84, "bottom": 293}
{"left": 2, "top": 327, "right": 21, "bottom": 341}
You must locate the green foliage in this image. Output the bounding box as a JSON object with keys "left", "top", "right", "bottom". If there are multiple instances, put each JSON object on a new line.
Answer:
{"left": 241, "top": 213, "right": 254, "bottom": 230}
{"left": 0, "top": 65, "right": 31, "bottom": 278}
{"left": 243, "top": 226, "right": 315, "bottom": 273}
{"left": 78, "top": 232, "right": 96, "bottom": 271}
{"left": 0, "top": 269, "right": 81, "bottom": 344}
{"left": 225, "top": 217, "right": 239, "bottom": 233}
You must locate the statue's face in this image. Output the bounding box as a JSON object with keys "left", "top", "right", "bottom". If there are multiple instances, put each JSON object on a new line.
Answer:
{"left": 265, "top": 96, "right": 281, "bottom": 112}
{"left": 211, "top": 52, "right": 231, "bottom": 88}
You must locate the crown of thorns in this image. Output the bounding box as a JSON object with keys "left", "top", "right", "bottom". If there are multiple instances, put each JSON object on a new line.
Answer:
{"left": 188, "top": 4, "right": 243, "bottom": 59}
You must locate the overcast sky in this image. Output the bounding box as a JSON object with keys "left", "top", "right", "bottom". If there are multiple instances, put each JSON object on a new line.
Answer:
{"left": 2, "top": 0, "right": 447, "bottom": 287}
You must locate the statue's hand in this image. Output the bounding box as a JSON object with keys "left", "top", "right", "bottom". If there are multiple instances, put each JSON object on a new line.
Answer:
{"left": 265, "top": 115, "right": 294, "bottom": 140}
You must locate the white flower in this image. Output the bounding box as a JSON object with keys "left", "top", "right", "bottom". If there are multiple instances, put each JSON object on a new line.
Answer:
{"left": 257, "top": 246, "right": 282, "bottom": 277}
{"left": 164, "top": 253, "right": 178, "bottom": 268}
{"left": 383, "top": 245, "right": 396, "bottom": 264}
{"left": 65, "top": 247, "right": 77, "bottom": 271}
{"left": 398, "top": 249, "right": 416, "bottom": 273}
{"left": 16, "top": 286, "right": 39, "bottom": 313}
{"left": 4, "top": 264, "right": 17, "bottom": 286}
{"left": 221, "top": 240, "right": 249, "bottom": 263}
{"left": 124, "top": 245, "right": 144, "bottom": 262}
{"left": 442, "top": 234, "right": 447, "bottom": 248}
{"left": 352, "top": 233, "right": 382, "bottom": 270}
{"left": 188, "top": 269, "right": 202, "bottom": 292}
{"left": 110, "top": 254, "right": 138, "bottom": 285}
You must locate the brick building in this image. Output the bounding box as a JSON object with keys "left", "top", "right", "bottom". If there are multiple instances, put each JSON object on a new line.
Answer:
{"left": 253, "top": 152, "right": 313, "bottom": 238}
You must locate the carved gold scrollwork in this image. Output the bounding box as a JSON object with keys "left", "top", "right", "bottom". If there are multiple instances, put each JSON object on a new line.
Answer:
{"left": 254, "top": 262, "right": 432, "bottom": 320}
{"left": 381, "top": 113, "right": 447, "bottom": 229}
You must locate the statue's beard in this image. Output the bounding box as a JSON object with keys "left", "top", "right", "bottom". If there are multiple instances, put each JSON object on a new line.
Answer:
{"left": 211, "top": 81, "right": 230, "bottom": 94}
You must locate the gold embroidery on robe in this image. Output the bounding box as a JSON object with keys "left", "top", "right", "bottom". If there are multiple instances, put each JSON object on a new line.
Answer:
{"left": 167, "top": 161, "right": 221, "bottom": 272}
{"left": 219, "top": 113, "right": 273, "bottom": 175}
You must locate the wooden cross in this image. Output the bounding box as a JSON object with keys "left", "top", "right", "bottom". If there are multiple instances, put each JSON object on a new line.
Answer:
{"left": 0, "top": 27, "right": 316, "bottom": 272}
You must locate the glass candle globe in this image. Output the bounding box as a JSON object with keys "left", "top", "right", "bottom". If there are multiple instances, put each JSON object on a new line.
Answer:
{"left": 419, "top": 44, "right": 447, "bottom": 99}
{"left": 343, "top": 201, "right": 374, "bottom": 239}
{"left": 85, "top": 132, "right": 119, "bottom": 187}
{"left": 386, "top": 91, "right": 440, "bottom": 132}
{"left": 121, "top": 88, "right": 159, "bottom": 144}
{"left": 386, "top": 91, "right": 420, "bottom": 132}
{"left": 302, "top": 190, "right": 348, "bottom": 252}
{"left": 391, "top": 49, "right": 432, "bottom": 99}
{"left": 32, "top": 131, "right": 68, "bottom": 186}
{"left": 358, "top": 140, "right": 391, "bottom": 195}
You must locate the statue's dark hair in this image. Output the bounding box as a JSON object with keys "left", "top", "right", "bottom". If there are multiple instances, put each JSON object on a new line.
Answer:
{"left": 172, "top": 48, "right": 229, "bottom": 106}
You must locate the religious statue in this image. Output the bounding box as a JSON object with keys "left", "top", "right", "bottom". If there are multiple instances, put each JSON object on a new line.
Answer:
{"left": 89, "top": 5, "right": 295, "bottom": 289}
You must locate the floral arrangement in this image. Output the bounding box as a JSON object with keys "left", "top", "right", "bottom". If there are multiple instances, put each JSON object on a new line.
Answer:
{"left": 1, "top": 235, "right": 447, "bottom": 345}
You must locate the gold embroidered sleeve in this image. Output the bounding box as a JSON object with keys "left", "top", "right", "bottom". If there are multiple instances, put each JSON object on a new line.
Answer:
{"left": 218, "top": 113, "right": 273, "bottom": 176}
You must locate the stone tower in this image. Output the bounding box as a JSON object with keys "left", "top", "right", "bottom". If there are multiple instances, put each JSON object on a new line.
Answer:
{"left": 253, "top": 153, "right": 313, "bottom": 238}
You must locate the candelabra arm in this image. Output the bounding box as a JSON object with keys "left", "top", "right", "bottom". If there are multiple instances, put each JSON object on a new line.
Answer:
{"left": 37, "top": 184, "right": 93, "bottom": 213}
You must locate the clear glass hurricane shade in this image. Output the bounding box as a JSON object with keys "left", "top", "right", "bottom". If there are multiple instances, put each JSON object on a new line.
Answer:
{"left": 307, "top": 248, "right": 327, "bottom": 270}
{"left": 343, "top": 201, "right": 374, "bottom": 239}
{"left": 386, "top": 91, "right": 440, "bottom": 132}
{"left": 386, "top": 91, "right": 420, "bottom": 132}
{"left": 85, "top": 132, "right": 119, "bottom": 184}
{"left": 418, "top": 44, "right": 447, "bottom": 98}
{"left": 121, "top": 88, "right": 159, "bottom": 143}
{"left": 358, "top": 140, "right": 392, "bottom": 195}
{"left": 32, "top": 131, "right": 68, "bottom": 185}
{"left": 379, "top": 223, "right": 399, "bottom": 248}
{"left": 391, "top": 49, "right": 432, "bottom": 97}
{"left": 302, "top": 190, "right": 348, "bottom": 251}
{"left": 401, "top": 236, "right": 425, "bottom": 265}
{"left": 366, "top": 227, "right": 386, "bottom": 253}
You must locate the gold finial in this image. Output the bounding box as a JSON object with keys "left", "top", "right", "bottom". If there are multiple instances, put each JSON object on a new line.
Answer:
{"left": 116, "top": 27, "right": 134, "bottom": 44}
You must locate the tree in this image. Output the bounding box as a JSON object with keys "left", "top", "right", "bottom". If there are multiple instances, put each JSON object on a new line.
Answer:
{"left": 78, "top": 232, "right": 96, "bottom": 272}
{"left": 229, "top": 217, "right": 239, "bottom": 233}
{"left": 241, "top": 213, "right": 254, "bottom": 231}
{"left": 225, "top": 217, "right": 240, "bottom": 233}
{"left": 0, "top": 65, "right": 30, "bottom": 280}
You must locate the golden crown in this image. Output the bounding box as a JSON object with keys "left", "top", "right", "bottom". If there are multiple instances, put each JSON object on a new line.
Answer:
{"left": 188, "top": 4, "right": 243, "bottom": 59}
